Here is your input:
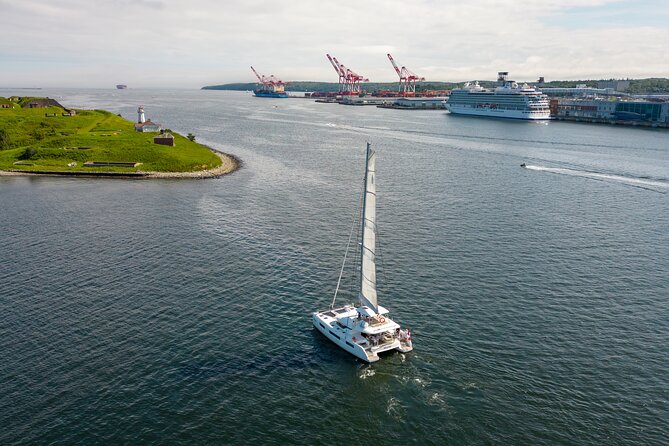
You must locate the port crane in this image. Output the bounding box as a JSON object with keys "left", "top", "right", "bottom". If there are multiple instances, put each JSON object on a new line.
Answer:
{"left": 326, "top": 54, "right": 346, "bottom": 94}
{"left": 250, "top": 66, "right": 287, "bottom": 91}
{"left": 250, "top": 66, "right": 268, "bottom": 86}
{"left": 387, "top": 53, "right": 425, "bottom": 95}
{"left": 326, "top": 54, "right": 369, "bottom": 95}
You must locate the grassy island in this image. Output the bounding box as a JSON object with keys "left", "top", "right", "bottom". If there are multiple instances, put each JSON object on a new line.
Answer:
{"left": 0, "top": 97, "right": 237, "bottom": 178}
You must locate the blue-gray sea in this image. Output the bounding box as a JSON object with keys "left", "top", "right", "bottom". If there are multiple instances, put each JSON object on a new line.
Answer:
{"left": 1, "top": 89, "right": 668, "bottom": 445}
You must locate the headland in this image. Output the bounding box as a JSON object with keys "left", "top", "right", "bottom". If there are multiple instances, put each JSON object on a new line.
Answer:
{"left": 0, "top": 96, "right": 239, "bottom": 179}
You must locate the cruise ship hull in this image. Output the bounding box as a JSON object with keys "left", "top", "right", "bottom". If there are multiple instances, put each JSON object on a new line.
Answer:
{"left": 446, "top": 104, "right": 551, "bottom": 120}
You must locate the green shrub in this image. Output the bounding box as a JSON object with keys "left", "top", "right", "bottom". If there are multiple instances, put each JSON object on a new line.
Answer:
{"left": 18, "top": 147, "right": 37, "bottom": 160}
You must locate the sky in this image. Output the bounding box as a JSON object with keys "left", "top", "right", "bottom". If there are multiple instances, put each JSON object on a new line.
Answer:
{"left": 1, "top": 0, "right": 668, "bottom": 88}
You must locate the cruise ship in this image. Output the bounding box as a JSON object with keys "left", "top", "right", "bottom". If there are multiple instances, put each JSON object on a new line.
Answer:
{"left": 445, "top": 72, "right": 551, "bottom": 120}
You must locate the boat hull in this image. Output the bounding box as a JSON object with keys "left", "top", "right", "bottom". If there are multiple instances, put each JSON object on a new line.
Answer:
{"left": 312, "top": 308, "right": 412, "bottom": 363}
{"left": 313, "top": 313, "right": 376, "bottom": 362}
{"left": 253, "top": 91, "right": 289, "bottom": 98}
{"left": 445, "top": 103, "right": 551, "bottom": 120}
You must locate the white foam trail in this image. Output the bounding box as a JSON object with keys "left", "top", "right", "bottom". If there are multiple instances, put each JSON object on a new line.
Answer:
{"left": 524, "top": 165, "right": 669, "bottom": 191}
{"left": 359, "top": 368, "right": 375, "bottom": 379}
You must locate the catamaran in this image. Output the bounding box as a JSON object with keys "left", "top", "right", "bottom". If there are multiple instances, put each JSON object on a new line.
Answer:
{"left": 313, "top": 143, "right": 413, "bottom": 362}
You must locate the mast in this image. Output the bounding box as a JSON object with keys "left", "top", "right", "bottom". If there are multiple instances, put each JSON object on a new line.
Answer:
{"left": 358, "top": 142, "right": 378, "bottom": 313}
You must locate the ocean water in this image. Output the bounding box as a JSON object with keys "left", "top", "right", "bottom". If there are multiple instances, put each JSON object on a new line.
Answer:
{"left": 1, "top": 89, "right": 667, "bottom": 445}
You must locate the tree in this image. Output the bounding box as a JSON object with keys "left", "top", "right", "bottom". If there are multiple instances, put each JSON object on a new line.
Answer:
{"left": 187, "top": 133, "right": 196, "bottom": 142}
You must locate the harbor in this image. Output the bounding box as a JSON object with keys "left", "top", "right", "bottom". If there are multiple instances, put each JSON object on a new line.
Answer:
{"left": 4, "top": 0, "right": 669, "bottom": 444}
{"left": 240, "top": 57, "right": 669, "bottom": 128}
{"left": 2, "top": 87, "right": 667, "bottom": 445}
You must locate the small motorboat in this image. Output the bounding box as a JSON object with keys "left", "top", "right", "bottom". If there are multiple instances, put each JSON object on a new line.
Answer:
{"left": 520, "top": 163, "right": 526, "bottom": 168}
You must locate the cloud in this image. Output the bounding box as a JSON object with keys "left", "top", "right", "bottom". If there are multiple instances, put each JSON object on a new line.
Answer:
{"left": 0, "top": 0, "right": 667, "bottom": 87}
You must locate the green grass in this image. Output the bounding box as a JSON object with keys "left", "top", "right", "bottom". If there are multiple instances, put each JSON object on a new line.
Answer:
{"left": 0, "top": 102, "right": 221, "bottom": 173}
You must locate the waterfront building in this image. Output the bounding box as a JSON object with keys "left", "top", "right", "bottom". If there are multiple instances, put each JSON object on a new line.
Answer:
{"left": 614, "top": 101, "right": 668, "bottom": 122}
{"left": 392, "top": 97, "right": 448, "bottom": 109}
{"left": 556, "top": 98, "right": 669, "bottom": 126}
{"left": 557, "top": 99, "right": 617, "bottom": 119}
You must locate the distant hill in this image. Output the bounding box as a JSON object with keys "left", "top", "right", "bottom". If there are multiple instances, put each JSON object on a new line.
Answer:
{"left": 203, "top": 78, "right": 669, "bottom": 94}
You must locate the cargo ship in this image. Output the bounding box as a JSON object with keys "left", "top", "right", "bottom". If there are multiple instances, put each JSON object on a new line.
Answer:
{"left": 445, "top": 72, "right": 551, "bottom": 120}
{"left": 253, "top": 88, "right": 289, "bottom": 98}
{"left": 250, "top": 66, "right": 289, "bottom": 98}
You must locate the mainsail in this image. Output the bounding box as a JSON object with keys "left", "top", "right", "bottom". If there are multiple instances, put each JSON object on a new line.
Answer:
{"left": 359, "top": 144, "right": 378, "bottom": 313}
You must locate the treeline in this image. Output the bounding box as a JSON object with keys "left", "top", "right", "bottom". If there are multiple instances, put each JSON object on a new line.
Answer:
{"left": 626, "top": 78, "right": 669, "bottom": 94}
{"left": 203, "top": 78, "right": 669, "bottom": 94}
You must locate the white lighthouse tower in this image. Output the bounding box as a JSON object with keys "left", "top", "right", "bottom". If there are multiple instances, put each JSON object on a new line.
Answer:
{"left": 137, "top": 106, "right": 146, "bottom": 124}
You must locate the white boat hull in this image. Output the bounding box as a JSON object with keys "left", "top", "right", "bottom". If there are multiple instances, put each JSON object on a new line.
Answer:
{"left": 445, "top": 103, "right": 551, "bottom": 120}
{"left": 313, "top": 307, "right": 412, "bottom": 363}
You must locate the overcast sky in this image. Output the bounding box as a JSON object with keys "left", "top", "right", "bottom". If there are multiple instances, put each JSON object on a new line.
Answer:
{"left": 1, "top": 0, "right": 667, "bottom": 88}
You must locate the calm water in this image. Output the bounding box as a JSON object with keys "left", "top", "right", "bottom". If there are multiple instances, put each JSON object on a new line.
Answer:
{"left": 1, "top": 89, "right": 668, "bottom": 445}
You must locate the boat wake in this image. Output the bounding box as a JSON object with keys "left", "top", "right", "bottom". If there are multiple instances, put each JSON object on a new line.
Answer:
{"left": 359, "top": 368, "right": 376, "bottom": 379}
{"left": 523, "top": 165, "right": 669, "bottom": 193}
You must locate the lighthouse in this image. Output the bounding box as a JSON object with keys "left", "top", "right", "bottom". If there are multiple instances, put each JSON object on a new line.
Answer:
{"left": 137, "top": 106, "right": 146, "bottom": 124}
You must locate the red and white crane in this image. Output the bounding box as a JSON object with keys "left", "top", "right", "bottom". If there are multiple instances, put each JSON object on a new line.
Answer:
{"left": 326, "top": 54, "right": 369, "bottom": 95}
{"left": 250, "top": 66, "right": 268, "bottom": 86}
{"left": 387, "top": 53, "right": 425, "bottom": 95}
{"left": 250, "top": 66, "right": 287, "bottom": 92}
{"left": 326, "top": 54, "right": 346, "bottom": 93}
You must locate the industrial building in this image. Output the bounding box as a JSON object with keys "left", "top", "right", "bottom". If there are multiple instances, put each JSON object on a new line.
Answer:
{"left": 385, "top": 97, "right": 448, "bottom": 109}
{"left": 540, "top": 86, "right": 621, "bottom": 97}
{"left": 597, "top": 79, "right": 631, "bottom": 92}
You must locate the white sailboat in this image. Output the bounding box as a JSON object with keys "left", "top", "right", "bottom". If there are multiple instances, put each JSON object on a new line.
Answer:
{"left": 313, "top": 143, "right": 413, "bottom": 362}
